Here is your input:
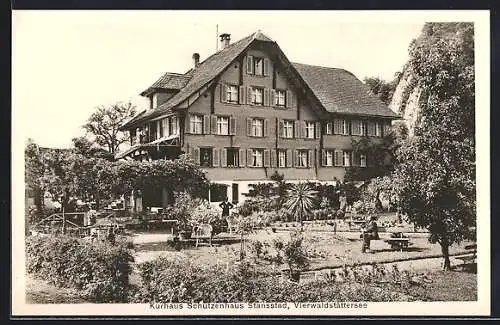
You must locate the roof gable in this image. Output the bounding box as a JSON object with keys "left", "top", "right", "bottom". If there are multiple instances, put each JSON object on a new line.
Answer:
{"left": 122, "top": 32, "right": 273, "bottom": 129}
{"left": 140, "top": 73, "right": 191, "bottom": 96}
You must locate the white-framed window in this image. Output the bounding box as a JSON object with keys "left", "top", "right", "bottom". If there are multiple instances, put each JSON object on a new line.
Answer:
{"left": 375, "top": 122, "right": 382, "bottom": 137}
{"left": 254, "top": 57, "right": 264, "bottom": 76}
{"left": 325, "top": 150, "right": 334, "bottom": 166}
{"left": 297, "top": 150, "right": 309, "bottom": 167}
{"left": 278, "top": 150, "right": 287, "bottom": 168}
{"left": 226, "top": 85, "right": 239, "bottom": 103}
{"left": 251, "top": 118, "right": 263, "bottom": 137}
{"left": 217, "top": 116, "right": 229, "bottom": 135}
{"left": 251, "top": 149, "right": 264, "bottom": 167}
{"left": 326, "top": 122, "right": 333, "bottom": 135}
{"left": 251, "top": 87, "right": 264, "bottom": 105}
{"left": 190, "top": 115, "right": 203, "bottom": 134}
{"left": 360, "top": 154, "right": 367, "bottom": 167}
{"left": 343, "top": 151, "right": 351, "bottom": 167}
{"left": 305, "top": 121, "right": 315, "bottom": 139}
{"left": 170, "top": 116, "right": 179, "bottom": 135}
{"left": 226, "top": 148, "right": 239, "bottom": 167}
{"left": 275, "top": 90, "right": 286, "bottom": 106}
{"left": 282, "top": 120, "right": 294, "bottom": 138}
{"left": 342, "top": 119, "right": 349, "bottom": 135}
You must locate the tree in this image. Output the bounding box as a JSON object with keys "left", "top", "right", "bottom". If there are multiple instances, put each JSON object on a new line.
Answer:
{"left": 82, "top": 102, "right": 136, "bottom": 154}
{"left": 71, "top": 137, "right": 114, "bottom": 161}
{"left": 364, "top": 76, "right": 397, "bottom": 105}
{"left": 283, "top": 183, "right": 318, "bottom": 231}
{"left": 393, "top": 23, "right": 475, "bottom": 270}
{"left": 25, "top": 139, "right": 45, "bottom": 215}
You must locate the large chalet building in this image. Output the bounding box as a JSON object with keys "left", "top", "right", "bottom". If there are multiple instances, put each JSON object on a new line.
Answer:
{"left": 118, "top": 31, "right": 399, "bottom": 206}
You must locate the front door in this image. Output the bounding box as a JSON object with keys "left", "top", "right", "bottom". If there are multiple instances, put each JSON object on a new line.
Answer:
{"left": 232, "top": 183, "right": 239, "bottom": 204}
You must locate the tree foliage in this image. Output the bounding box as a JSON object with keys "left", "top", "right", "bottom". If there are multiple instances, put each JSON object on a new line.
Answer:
{"left": 283, "top": 183, "right": 318, "bottom": 230}
{"left": 364, "top": 76, "right": 398, "bottom": 105}
{"left": 82, "top": 102, "right": 136, "bottom": 154}
{"left": 393, "top": 23, "right": 475, "bottom": 270}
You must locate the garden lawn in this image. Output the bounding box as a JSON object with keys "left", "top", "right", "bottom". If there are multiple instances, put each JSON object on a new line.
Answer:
{"left": 25, "top": 274, "right": 88, "bottom": 304}
{"left": 407, "top": 269, "right": 477, "bottom": 301}
{"left": 132, "top": 229, "right": 474, "bottom": 274}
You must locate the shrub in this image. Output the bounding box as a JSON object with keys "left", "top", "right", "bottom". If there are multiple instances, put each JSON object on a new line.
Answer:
{"left": 26, "top": 235, "right": 134, "bottom": 302}
{"left": 133, "top": 256, "right": 419, "bottom": 303}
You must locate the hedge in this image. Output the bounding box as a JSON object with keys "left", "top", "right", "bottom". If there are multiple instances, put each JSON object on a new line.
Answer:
{"left": 26, "top": 235, "right": 134, "bottom": 302}
{"left": 133, "top": 257, "right": 412, "bottom": 303}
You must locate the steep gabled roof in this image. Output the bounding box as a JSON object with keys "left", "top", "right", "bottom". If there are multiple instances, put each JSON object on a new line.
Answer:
{"left": 121, "top": 31, "right": 273, "bottom": 129}
{"left": 121, "top": 31, "right": 398, "bottom": 130}
{"left": 292, "top": 62, "right": 399, "bottom": 118}
{"left": 140, "top": 72, "right": 191, "bottom": 96}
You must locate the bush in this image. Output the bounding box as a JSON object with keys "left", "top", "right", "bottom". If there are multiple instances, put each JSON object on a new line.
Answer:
{"left": 133, "top": 256, "right": 418, "bottom": 303}
{"left": 26, "top": 235, "right": 134, "bottom": 302}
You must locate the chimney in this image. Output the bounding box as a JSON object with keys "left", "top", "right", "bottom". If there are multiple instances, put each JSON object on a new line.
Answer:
{"left": 219, "top": 33, "right": 231, "bottom": 49}
{"left": 192, "top": 52, "right": 200, "bottom": 67}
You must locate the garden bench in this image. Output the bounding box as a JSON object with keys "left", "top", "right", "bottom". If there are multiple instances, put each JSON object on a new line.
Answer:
{"left": 192, "top": 224, "right": 213, "bottom": 247}
{"left": 455, "top": 244, "right": 477, "bottom": 266}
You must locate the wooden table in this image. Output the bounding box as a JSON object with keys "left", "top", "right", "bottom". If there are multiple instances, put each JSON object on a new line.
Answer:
{"left": 384, "top": 232, "right": 411, "bottom": 251}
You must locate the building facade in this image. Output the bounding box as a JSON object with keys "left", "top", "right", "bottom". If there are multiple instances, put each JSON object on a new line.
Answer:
{"left": 118, "top": 31, "right": 399, "bottom": 205}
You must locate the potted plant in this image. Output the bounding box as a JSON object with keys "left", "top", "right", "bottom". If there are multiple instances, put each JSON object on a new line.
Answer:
{"left": 276, "top": 232, "right": 309, "bottom": 283}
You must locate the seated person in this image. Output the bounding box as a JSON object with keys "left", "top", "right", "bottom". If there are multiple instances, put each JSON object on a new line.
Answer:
{"left": 361, "top": 216, "right": 379, "bottom": 253}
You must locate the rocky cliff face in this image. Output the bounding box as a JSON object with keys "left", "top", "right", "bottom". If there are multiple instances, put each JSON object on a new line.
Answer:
{"left": 388, "top": 67, "right": 423, "bottom": 137}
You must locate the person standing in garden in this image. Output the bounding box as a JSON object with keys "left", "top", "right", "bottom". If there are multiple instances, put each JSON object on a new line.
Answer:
{"left": 219, "top": 197, "right": 234, "bottom": 218}
{"left": 361, "top": 215, "right": 379, "bottom": 253}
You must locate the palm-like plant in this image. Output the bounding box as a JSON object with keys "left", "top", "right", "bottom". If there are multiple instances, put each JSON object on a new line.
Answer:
{"left": 283, "top": 182, "right": 318, "bottom": 231}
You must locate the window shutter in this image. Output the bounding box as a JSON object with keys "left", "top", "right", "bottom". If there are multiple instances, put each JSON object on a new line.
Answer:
{"left": 246, "top": 55, "right": 254, "bottom": 74}
{"left": 263, "top": 58, "right": 270, "bottom": 76}
{"left": 212, "top": 148, "right": 219, "bottom": 167}
{"left": 286, "top": 90, "right": 292, "bottom": 108}
{"left": 246, "top": 118, "right": 252, "bottom": 136}
{"left": 334, "top": 119, "right": 341, "bottom": 134}
{"left": 239, "top": 148, "right": 246, "bottom": 167}
{"left": 271, "top": 89, "right": 276, "bottom": 106}
{"left": 294, "top": 120, "right": 301, "bottom": 138}
{"left": 263, "top": 88, "right": 270, "bottom": 106}
{"left": 203, "top": 115, "right": 210, "bottom": 134}
{"left": 194, "top": 147, "right": 200, "bottom": 165}
{"left": 247, "top": 86, "right": 253, "bottom": 105}
{"left": 211, "top": 115, "right": 218, "bottom": 134}
{"left": 247, "top": 149, "right": 253, "bottom": 167}
{"left": 264, "top": 150, "right": 270, "bottom": 167}
{"left": 221, "top": 149, "right": 227, "bottom": 167}
{"left": 352, "top": 151, "right": 359, "bottom": 167}
{"left": 322, "top": 149, "right": 327, "bottom": 166}
{"left": 263, "top": 119, "right": 269, "bottom": 137}
{"left": 229, "top": 116, "right": 237, "bottom": 135}
{"left": 308, "top": 150, "right": 314, "bottom": 168}
{"left": 270, "top": 149, "right": 277, "bottom": 167}
{"left": 286, "top": 149, "right": 293, "bottom": 167}
{"left": 315, "top": 122, "right": 321, "bottom": 139}
{"left": 301, "top": 121, "right": 307, "bottom": 139}
{"left": 278, "top": 119, "right": 284, "bottom": 138}
{"left": 239, "top": 86, "right": 246, "bottom": 104}
{"left": 367, "top": 121, "right": 375, "bottom": 136}
{"left": 294, "top": 150, "right": 299, "bottom": 167}
{"left": 220, "top": 83, "right": 226, "bottom": 103}
{"left": 334, "top": 150, "right": 342, "bottom": 167}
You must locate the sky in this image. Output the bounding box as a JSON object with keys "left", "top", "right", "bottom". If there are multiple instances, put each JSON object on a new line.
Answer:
{"left": 13, "top": 10, "right": 428, "bottom": 149}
